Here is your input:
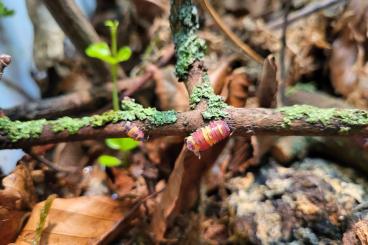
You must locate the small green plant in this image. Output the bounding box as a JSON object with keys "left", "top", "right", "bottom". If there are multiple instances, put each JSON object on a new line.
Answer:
{"left": 0, "top": 1, "right": 14, "bottom": 17}
{"left": 86, "top": 20, "right": 137, "bottom": 168}
{"left": 85, "top": 20, "right": 131, "bottom": 111}
{"left": 97, "top": 138, "right": 139, "bottom": 167}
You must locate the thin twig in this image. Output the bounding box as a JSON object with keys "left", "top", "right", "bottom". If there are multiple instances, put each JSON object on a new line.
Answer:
{"left": 268, "top": 0, "right": 346, "bottom": 29}
{"left": 279, "top": 0, "right": 291, "bottom": 106}
{"left": 198, "top": 0, "right": 264, "bottom": 64}
{"left": 25, "top": 149, "right": 76, "bottom": 173}
{"left": 101, "top": 189, "right": 164, "bottom": 244}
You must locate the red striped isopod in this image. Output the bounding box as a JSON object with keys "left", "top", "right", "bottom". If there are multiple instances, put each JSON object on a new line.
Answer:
{"left": 121, "top": 121, "right": 145, "bottom": 141}
{"left": 186, "top": 120, "right": 231, "bottom": 155}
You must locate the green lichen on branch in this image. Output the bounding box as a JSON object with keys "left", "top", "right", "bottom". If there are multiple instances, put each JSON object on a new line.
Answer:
{"left": 50, "top": 116, "right": 91, "bottom": 134}
{"left": 278, "top": 105, "right": 368, "bottom": 130}
{"left": 190, "top": 79, "right": 229, "bottom": 120}
{"left": 0, "top": 99, "right": 177, "bottom": 142}
{"left": 0, "top": 117, "right": 47, "bottom": 142}
{"left": 170, "top": 0, "right": 206, "bottom": 80}
{"left": 175, "top": 35, "right": 206, "bottom": 81}
{"left": 117, "top": 99, "right": 177, "bottom": 126}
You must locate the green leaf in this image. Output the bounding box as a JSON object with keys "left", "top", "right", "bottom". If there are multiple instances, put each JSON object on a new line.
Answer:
{"left": 98, "top": 155, "right": 122, "bottom": 167}
{"left": 116, "top": 47, "right": 132, "bottom": 62}
{"left": 104, "top": 20, "right": 119, "bottom": 30}
{"left": 0, "top": 1, "right": 14, "bottom": 17}
{"left": 85, "top": 42, "right": 116, "bottom": 64}
{"left": 105, "top": 138, "right": 139, "bottom": 152}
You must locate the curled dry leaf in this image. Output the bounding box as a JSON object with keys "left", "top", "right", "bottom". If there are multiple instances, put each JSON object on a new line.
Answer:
{"left": 0, "top": 162, "right": 37, "bottom": 244}
{"left": 210, "top": 56, "right": 236, "bottom": 95}
{"left": 15, "top": 196, "right": 130, "bottom": 245}
{"left": 151, "top": 142, "right": 227, "bottom": 241}
{"left": 153, "top": 65, "right": 189, "bottom": 111}
{"left": 329, "top": 38, "right": 358, "bottom": 96}
{"left": 223, "top": 69, "right": 251, "bottom": 108}
{"left": 329, "top": 0, "right": 368, "bottom": 104}
{"left": 257, "top": 55, "right": 277, "bottom": 108}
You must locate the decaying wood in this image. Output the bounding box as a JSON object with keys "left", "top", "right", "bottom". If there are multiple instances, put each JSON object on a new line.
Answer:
{"left": 228, "top": 159, "right": 366, "bottom": 243}
{"left": 42, "top": 0, "right": 110, "bottom": 84}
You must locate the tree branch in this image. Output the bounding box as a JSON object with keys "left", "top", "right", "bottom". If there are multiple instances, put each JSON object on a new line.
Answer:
{"left": 1, "top": 106, "right": 368, "bottom": 149}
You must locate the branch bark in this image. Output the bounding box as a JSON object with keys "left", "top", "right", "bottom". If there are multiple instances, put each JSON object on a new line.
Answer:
{"left": 1, "top": 106, "right": 368, "bottom": 149}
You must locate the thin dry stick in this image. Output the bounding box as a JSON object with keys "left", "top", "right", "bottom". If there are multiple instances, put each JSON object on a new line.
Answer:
{"left": 25, "top": 149, "right": 76, "bottom": 172}
{"left": 268, "top": 0, "right": 346, "bottom": 29}
{"left": 198, "top": 0, "right": 264, "bottom": 64}
{"left": 278, "top": 0, "right": 291, "bottom": 106}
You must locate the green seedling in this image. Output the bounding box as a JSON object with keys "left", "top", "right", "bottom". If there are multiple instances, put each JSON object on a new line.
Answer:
{"left": 97, "top": 138, "right": 139, "bottom": 168}
{"left": 105, "top": 137, "right": 139, "bottom": 152}
{"left": 97, "top": 154, "right": 122, "bottom": 167}
{"left": 85, "top": 20, "right": 132, "bottom": 111}
{"left": 86, "top": 20, "right": 138, "bottom": 167}
{"left": 0, "top": 1, "right": 14, "bottom": 17}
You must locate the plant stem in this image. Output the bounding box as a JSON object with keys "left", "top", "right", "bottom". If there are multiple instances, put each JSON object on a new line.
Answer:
{"left": 111, "top": 64, "right": 119, "bottom": 111}
{"left": 110, "top": 21, "right": 119, "bottom": 111}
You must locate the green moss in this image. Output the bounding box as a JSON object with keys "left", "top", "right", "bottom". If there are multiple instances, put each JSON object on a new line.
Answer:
{"left": 50, "top": 117, "right": 90, "bottom": 134}
{"left": 170, "top": 0, "right": 206, "bottom": 80}
{"left": 90, "top": 99, "right": 177, "bottom": 127}
{"left": 190, "top": 79, "right": 229, "bottom": 120}
{"left": 278, "top": 105, "right": 368, "bottom": 128}
{"left": 0, "top": 117, "right": 47, "bottom": 142}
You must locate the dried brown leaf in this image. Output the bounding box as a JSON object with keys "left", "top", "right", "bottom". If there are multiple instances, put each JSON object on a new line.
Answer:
{"left": 151, "top": 143, "right": 226, "bottom": 241}
{"left": 15, "top": 196, "right": 129, "bottom": 245}
{"left": 153, "top": 65, "right": 189, "bottom": 111}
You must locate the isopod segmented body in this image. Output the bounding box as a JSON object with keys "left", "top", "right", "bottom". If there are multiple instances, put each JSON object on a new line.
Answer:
{"left": 122, "top": 121, "right": 145, "bottom": 141}
{"left": 186, "top": 120, "right": 231, "bottom": 155}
